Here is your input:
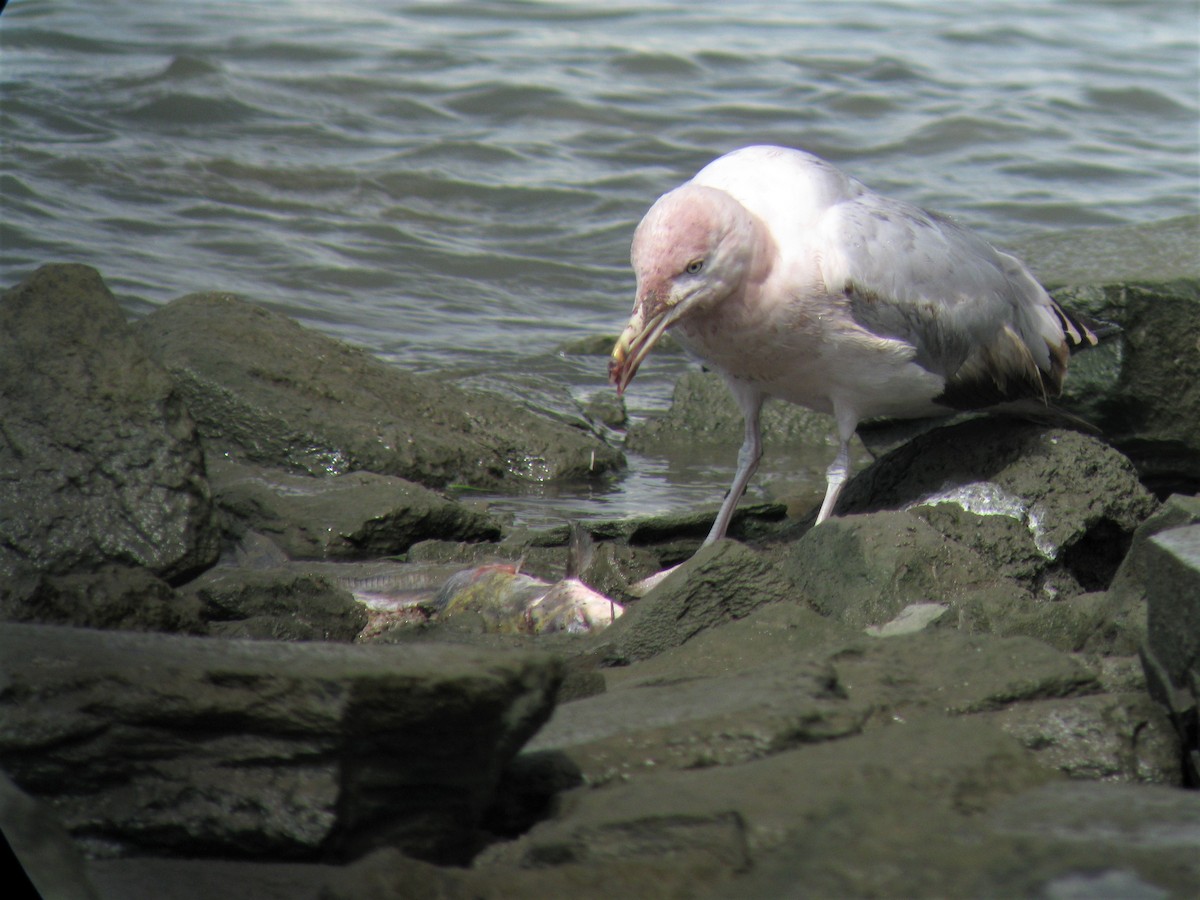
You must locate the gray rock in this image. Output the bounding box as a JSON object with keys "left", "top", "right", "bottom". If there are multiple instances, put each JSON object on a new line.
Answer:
{"left": 208, "top": 458, "right": 501, "bottom": 560}
{"left": 1009, "top": 216, "right": 1200, "bottom": 495}
{"left": 524, "top": 653, "right": 870, "bottom": 786}
{"left": 594, "top": 540, "right": 798, "bottom": 664}
{"left": 771, "top": 509, "right": 1016, "bottom": 631}
{"left": 183, "top": 567, "right": 368, "bottom": 642}
{"left": 1054, "top": 279, "right": 1200, "bottom": 494}
{"left": 1, "top": 773, "right": 100, "bottom": 900}
{"left": 1095, "top": 493, "right": 1200, "bottom": 654}
{"left": 835, "top": 419, "right": 1158, "bottom": 594}
{"left": 135, "top": 291, "right": 623, "bottom": 488}
{"left": 0, "top": 565, "right": 205, "bottom": 634}
{"left": 1008, "top": 214, "right": 1199, "bottom": 286}
{"left": 828, "top": 629, "right": 1100, "bottom": 716}
{"left": 88, "top": 857, "right": 333, "bottom": 900}
{"left": 727, "top": 778, "right": 1200, "bottom": 900}
{"left": 0, "top": 623, "right": 561, "bottom": 864}
{"left": 983, "top": 693, "right": 1182, "bottom": 784}
{"left": 0, "top": 264, "right": 219, "bottom": 584}
{"left": 1140, "top": 523, "right": 1200, "bottom": 784}
{"left": 483, "top": 717, "right": 1055, "bottom": 881}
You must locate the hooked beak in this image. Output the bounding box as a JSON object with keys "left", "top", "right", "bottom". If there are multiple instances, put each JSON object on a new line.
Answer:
{"left": 608, "top": 302, "right": 674, "bottom": 396}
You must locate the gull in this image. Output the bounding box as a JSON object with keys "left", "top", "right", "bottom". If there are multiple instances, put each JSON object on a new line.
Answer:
{"left": 609, "top": 145, "right": 1095, "bottom": 545}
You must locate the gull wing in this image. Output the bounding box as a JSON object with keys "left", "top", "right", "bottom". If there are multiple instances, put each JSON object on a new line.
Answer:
{"left": 815, "top": 192, "right": 1094, "bottom": 409}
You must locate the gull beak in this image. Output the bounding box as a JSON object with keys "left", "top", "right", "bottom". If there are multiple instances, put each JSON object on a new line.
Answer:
{"left": 608, "top": 302, "right": 673, "bottom": 396}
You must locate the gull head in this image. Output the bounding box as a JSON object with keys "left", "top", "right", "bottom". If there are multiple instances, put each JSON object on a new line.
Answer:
{"left": 609, "top": 184, "right": 762, "bottom": 394}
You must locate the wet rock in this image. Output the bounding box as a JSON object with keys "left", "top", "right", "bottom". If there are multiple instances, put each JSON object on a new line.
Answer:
{"left": 983, "top": 692, "right": 1182, "bottom": 784}
{"left": 0, "top": 623, "right": 562, "bottom": 864}
{"left": 0, "top": 264, "right": 219, "bottom": 584}
{"left": 0, "top": 565, "right": 205, "bottom": 634}
{"left": 524, "top": 652, "right": 870, "bottom": 786}
{"left": 1094, "top": 492, "right": 1200, "bottom": 654}
{"left": 771, "top": 509, "right": 1013, "bottom": 631}
{"left": 1058, "top": 279, "right": 1200, "bottom": 496}
{"left": 135, "top": 291, "right": 623, "bottom": 488}
{"left": 485, "top": 717, "right": 1054, "bottom": 878}
{"left": 183, "top": 567, "right": 368, "bottom": 641}
{"left": 208, "top": 458, "right": 501, "bottom": 560}
{"left": 326, "top": 842, "right": 743, "bottom": 900}
{"left": 1010, "top": 214, "right": 1200, "bottom": 496}
{"left": 830, "top": 629, "right": 1099, "bottom": 716}
{"left": 1140, "top": 523, "right": 1200, "bottom": 785}
{"left": 834, "top": 419, "right": 1158, "bottom": 594}
{"left": 579, "top": 389, "right": 626, "bottom": 430}
{"left": 725, "top": 778, "right": 1200, "bottom": 900}
{"left": 594, "top": 540, "right": 797, "bottom": 664}
{"left": 1, "top": 773, "right": 101, "bottom": 900}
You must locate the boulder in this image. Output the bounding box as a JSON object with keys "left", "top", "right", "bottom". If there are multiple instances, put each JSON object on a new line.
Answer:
{"left": 182, "top": 567, "right": 368, "bottom": 641}
{"left": 1140, "top": 523, "right": 1200, "bottom": 784}
{"left": 1093, "top": 492, "right": 1200, "bottom": 653}
{"left": 770, "top": 509, "right": 1015, "bottom": 632}
{"left": 594, "top": 540, "right": 797, "bottom": 664}
{"left": 982, "top": 692, "right": 1182, "bottom": 784}
{"left": 207, "top": 458, "right": 501, "bottom": 560}
{"left": 0, "top": 265, "right": 219, "bottom": 585}
{"left": 0, "top": 565, "right": 205, "bottom": 635}
{"left": 833, "top": 419, "right": 1158, "bottom": 595}
{"left": 0, "top": 623, "right": 561, "bottom": 864}
{"left": 135, "top": 292, "right": 623, "bottom": 488}
{"left": 1009, "top": 214, "right": 1200, "bottom": 495}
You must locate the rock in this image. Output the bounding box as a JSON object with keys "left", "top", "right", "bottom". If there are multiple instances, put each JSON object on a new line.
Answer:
{"left": 1009, "top": 215, "right": 1200, "bottom": 496}
{"left": 729, "top": 779, "right": 1200, "bottom": 900}
{"left": 1008, "top": 215, "right": 1199, "bottom": 287}
{"left": 0, "top": 565, "right": 205, "bottom": 634}
{"left": 1, "top": 773, "right": 101, "bottom": 900}
{"left": 984, "top": 692, "right": 1182, "bottom": 784}
{"left": 0, "top": 623, "right": 561, "bottom": 864}
{"left": 828, "top": 629, "right": 1100, "bottom": 716}
{"left": 594, "top": 540, "right": 797, "bottom": 664}
{"left": 1094, "top": 493, "right": 1200, "bottom": 654}
{"left": 1140, "top": 524, "right": 1200, "bottom": 785}
{"left": 771, "top": 509, "right": 1014, "bottom": 631}
{"left": 0, "top": 264, "right": 219, "bottom": 585}
{"left": 524, "top": 654, "right": 870, "bottom": 787}
{"left": 1059, "top": 279, "right": 1200, "bottom": 496}
{"left": 834, "top": 419, "right": 1158, "bottom": 594}
{"left": 864, "top": 602, "right": 950, "bottom": 636}
{"left": 207, "top": 458, "right": 501, "bottom": 560}
{"left": 324, "top": 843, "right": 743, "bottom": 900}
{"left": 484, "top": 717, "right": 1056, "bottom": 880}
{"left": 135, "top": 292, "right": 623, "bottom": 488}
{"left": 88, "top": 857, "right": 333, "bottom": 900}
{"left": 579, "top": 389, "right": 626, "bottom": 430}
{"left": 182, "top": 567, "right": 368, "bottom": 641}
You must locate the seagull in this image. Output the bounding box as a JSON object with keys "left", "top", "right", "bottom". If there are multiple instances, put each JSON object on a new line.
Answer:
{"left": 609, "top": 145, "right": 1096, "bottom": 545}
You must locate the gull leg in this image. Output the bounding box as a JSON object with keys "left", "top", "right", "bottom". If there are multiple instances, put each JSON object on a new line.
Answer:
{"left": 815, "top": 409, "right": 859, "bottom": 525}
{"left": 705, "top": 388, "right": 763, "bottom": 544}
{"left": 815, "top": 439, "right": 849, "bottom": 524}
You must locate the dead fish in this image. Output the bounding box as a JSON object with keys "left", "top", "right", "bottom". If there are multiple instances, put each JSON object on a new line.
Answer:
{"left": 432, "top": 563, "right": 621, "bottom": 634}
{"left": 338, "top": 526, "right": 624, "bottom": 637}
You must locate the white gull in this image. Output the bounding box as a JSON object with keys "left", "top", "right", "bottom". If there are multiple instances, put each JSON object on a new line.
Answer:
{"left": 610, "top": 145, "right": 1095, "bottom": 545}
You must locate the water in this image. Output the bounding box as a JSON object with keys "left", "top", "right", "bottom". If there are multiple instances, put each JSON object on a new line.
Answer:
{"left": 2, "top": 0, "right": 1197, "bottom": 527}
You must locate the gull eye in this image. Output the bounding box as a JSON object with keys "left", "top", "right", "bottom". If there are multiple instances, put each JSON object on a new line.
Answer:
{"left": 685, "top": 259, "right": 704, "bottom": 275}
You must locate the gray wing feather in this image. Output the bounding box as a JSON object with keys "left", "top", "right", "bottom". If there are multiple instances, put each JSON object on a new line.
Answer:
{"left": 823, "top": 194, "right": 1074, "bottom": 406}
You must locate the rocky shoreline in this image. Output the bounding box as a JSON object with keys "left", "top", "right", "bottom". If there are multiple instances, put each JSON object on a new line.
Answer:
{"left": 2, "top": 215, "right": 1198, "bottom": 899}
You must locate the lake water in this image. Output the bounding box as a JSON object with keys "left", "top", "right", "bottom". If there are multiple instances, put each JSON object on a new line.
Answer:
{"left": 2, "top": 0, "right": 1197, "bottom": 527}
